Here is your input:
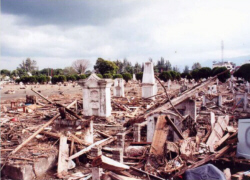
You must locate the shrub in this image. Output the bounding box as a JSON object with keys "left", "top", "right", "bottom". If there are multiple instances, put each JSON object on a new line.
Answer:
{"left": 97, "top": 74, "right": 103, "bottom": 78}
{"left": 113, "top": 74, "right": 123, "bottom": 79}
{"left": 159, "top": 71, "right": 172, "bottom": 82}
{"left": 169, "top": 71, "right": 177, "bottom": 80}
{"left": 136, "top": 72, "right": 143, "bottom": 81}
{"left": 103, "top": 73, "right": 113, "bottom": 79}
{"left": 234, "top": 64, "right": 250, "bottom": 82}
{"left": 122, "top": 73, "right": 132, "bottom": 82}
{"left": 212, "top": 67, "right": 230, "bottom": 83}
{"left": 66, "top": 75, "right": 76, "bottom": 81}
{"left": 78, "top": 74, "right": 86, "bottom": 80}
{"left": 37, "top": 75, "right": 48, "bottom": 84}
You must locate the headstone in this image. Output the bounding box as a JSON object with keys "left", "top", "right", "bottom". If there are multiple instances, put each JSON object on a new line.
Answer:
{"left": 79, "top": 73, "right": 113, "bottom": 117}
{"left": 132, "top": 74, "right": 136, "bottom": 81}
{"left": 167, "top": 80, "right": 171, "bottom": 90}
{"left": 142, "top": 62, "right": 157, "bottom": 99}
{"left": 113, "top": 78, "right": 125, "bottom": 97}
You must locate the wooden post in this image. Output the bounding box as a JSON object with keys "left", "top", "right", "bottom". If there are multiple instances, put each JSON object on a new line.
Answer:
{"left": 57, "top": 136, "right": 69, "bottom": 178}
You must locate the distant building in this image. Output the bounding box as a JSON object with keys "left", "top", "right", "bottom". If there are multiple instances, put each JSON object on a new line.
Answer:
{"left": 212, "top": 61, "right": 236, "bottom": 70}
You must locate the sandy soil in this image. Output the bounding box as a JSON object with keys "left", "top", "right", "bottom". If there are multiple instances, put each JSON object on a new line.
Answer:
{"left": 0, "top": 83, "right": 83, "bottom": 101}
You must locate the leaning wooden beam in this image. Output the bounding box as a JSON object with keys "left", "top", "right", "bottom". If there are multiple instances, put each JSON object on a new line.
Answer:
{"left": 69, "top": 137, "right": 115, "bottom": 160}
{"left": 57, "top": 136, "right": 69, "bottom": 178}
{"left": 92, "top": 155, "right": 130, "bottom": 171}
{"left": 10, "top": 101, "right": 76, "bottom": 155}
{"left": 165, "top": 116, "right": 184, "bottom": 140}
{"left": 31, "top": 88, "right": 54, "bottom": 104}
{"left": 155, "top": 75, "right": 185, "bottom": 121}
{"left": 145, "top": 70, "right": 229, "bottom": 118}
{"left": 31, "top": 89, "right": 82, "bottom": 120}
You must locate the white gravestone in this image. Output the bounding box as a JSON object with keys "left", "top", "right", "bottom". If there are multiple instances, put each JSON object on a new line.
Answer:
{"left": 142, "top": 62, "right": 157, "bottom": 99}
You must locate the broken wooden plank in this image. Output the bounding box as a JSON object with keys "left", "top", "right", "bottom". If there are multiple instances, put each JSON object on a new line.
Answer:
{"left": 206, "top": 115, "right": 229, "bottom": 151}
{"left": 57, "top": 136, "right": 69, "bottom": 178}
{"left": 69, "top": 137, "right": 114, "bottom": 160}
{"left": 150, "top": 115, "right": 169, "bottom": 156}
{"left": 92, "top": 155, "right": 129, "bottom": 171}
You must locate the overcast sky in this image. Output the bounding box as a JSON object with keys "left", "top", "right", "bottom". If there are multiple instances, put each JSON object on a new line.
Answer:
{"left": 1, "top": 0, "right": 250, "bottom": 71}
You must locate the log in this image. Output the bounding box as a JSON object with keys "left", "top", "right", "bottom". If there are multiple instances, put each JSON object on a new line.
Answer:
{"left": 92, "top": 155, "right": 130, "bottom": 171}
{"left": 57, "top": 136, "right": 69, "bottom": 178}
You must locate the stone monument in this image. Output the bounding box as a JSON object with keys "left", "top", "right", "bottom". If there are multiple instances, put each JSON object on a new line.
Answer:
{"left": 142, "top": 62, "right": 157, "bottom": 99}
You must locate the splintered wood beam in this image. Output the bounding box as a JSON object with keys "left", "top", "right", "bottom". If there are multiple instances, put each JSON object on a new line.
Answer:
{"left": 92, "top": 155, "right": 130, "bottom": 171}
{"left": 150, "top": 115, "right": 169, "bottom": 156}
{"left": 165, "top": 116, "right": 184, "bottom": 140}
{"left": 69, "top": 137, "right": 115, "bottom": 160}
{"left": 31, "top": 88, "right": 54, "bottom": 104}
{"left": 57, "top": 136, "right": 69, "bottom": 178}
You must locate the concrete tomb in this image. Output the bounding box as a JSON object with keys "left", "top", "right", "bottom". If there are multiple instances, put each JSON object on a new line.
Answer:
{"left": 234, "top": 92, "right": 248, "bottom": 111}
{"left": 113, "top": 78, "right": 125, "bottom": 97}
{"left": 208, "top": 85, "right": 217, "bottom": 94}
{"left": 236, "top": 119, "right": 250, "bottom": 159}
{"left": 79, "top": 73, "right": 113, "bottom": 117}
{"left": 142, "top": 62, "right": 157, "bottom": 99}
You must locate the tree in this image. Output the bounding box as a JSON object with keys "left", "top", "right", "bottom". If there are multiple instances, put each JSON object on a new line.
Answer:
{"left": 159, "top": 71, "right": 172, "bottom": 82}
{"left": 198, "top": 67, "right": 212, "bottom": 79}
{"left": 136, "top": 72, "right": 143, "bottom": 81}
{"left": 103, "top": 73, "right": 113, "bottom": 79}
{"left": 212, "top": 67, "right": 230, "bottom": 83}
{"left": 53, "top": 69, "right": 64, "bottom": 76}
{"left": 72, "top": 59, "right": 90, "bottom": 74}
{"left": 19, "top": 58, "right": 37, "bottom": 72}
{"left": 113, "top": 74, "right": 123, "bottom": 79}
{"left": 122, "top": 73, "right": 132, "bottom": 82}
{"left": 234, "top": 64, "right": 250, "bottom": 82}
{"left": 94, "top": 58, "right": 118, "bottom": 75}
{"left": 165, "top": 60, "right": 172, "bottom": 71}
{"left": 173, "top": 66, "right": 180, "bottom": 73}
{"left": 183, "top": 66, "right": 189, "bottom": 73}
{"left": 63, "top": 66, "right": 77, "bottom": 75}
{"left": 191, "top": 69, "right": 200, "bottom": 81}
{"left": 134, "top": 62, "right": 142, "bottom": 74}
{"left": 181, "top": 72, "right": 192, "bottom": 80}
{"left": 1, "top": 69, "right": 11, "bottom": 76}
{"left": 192, "top": 62, "right": 201, "bottom": 70}
{"left": 169, "top": 71, "right": 177, "bottom": 80}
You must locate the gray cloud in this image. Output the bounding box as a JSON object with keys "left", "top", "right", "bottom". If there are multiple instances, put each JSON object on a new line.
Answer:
{"left": 1, "top": 0, "right": 146, "bottom": 27}
{"left": 1, "top": 0, "right": 250, "bottom": 71}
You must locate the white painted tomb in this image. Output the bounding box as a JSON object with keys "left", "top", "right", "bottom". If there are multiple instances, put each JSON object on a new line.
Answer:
{"left": 113, "top": 78, "right": 125, "bottom": 97}
{"left": 236, "top": 119, "right": 250, "bottom": 159}
{"left": 142, "top": 62, "right": 157, "bottom": 99}
{"left": 79, "top": 73, "right": 113, "bottom": 117}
